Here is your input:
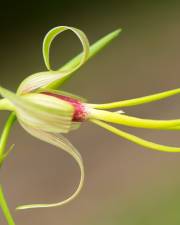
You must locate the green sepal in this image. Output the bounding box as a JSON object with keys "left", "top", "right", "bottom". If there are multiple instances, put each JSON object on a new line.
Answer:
{"left": 92, "top": 119, "right": 180, "bottom": 153}
{"left": 89, "top": 88, "right": 180, "bottom": 109}
{"left": 47, "top": 28, "right": 122, "bottom": 89}
{"left": 17, "top": 26, "right": 90, "bottom": 94}
{"left": 89, "top": 108, "right": 180, "bottom": 130}
{"left": 18, "top": 28, "right": 121, "bottom": 94}
{"left": 43, "top": 26, "right": 90, "bottom": 71}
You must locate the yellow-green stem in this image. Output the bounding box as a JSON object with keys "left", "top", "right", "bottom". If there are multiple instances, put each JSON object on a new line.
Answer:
{"left": 0, "top": 113, "right": 16, "bottom": 159}
{"left": 0, "top": 185, "right": 16, "bottom": 225}
{"left": 0, "top": 113, "right": 16, "bottom": 225}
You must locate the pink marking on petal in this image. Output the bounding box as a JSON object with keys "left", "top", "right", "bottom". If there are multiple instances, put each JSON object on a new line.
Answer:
{"left": 42, "top": 92, "right": 87, "bottom": 122}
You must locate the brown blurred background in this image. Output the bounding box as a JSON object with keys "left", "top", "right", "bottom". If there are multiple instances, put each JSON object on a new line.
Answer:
{"left": 1, "top": 1, "right": 180, "bottom": 225}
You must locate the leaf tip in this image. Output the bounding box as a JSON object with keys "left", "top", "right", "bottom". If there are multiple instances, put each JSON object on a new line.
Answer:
{"left": 111, "top": 28, "right": 123, "bottom": 38}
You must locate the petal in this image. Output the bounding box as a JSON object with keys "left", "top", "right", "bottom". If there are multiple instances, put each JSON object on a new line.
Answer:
{"left": 16, "top": 122, "right": 84, "bottom": 209}
{"left": 0, "top": 86, "right": 74, "bottom": 133}
{"left": 50, "top": 28, "right": 122, "bottom": 89}
{"left": 89, "top": 108, "right": 180, "bottom": 130}
{"left": 88, "top": 88, "right": 180, "bottom": 109}
{"left": 17, "top": 28, "right": 122, "bottom": 94}
{"left": 91, "top": 119, "right": 180, "bottom": 153}
{"left": 17, "top": 71, "right": 63, "bottom": 95}
{"left": 41, "top": 89, "right": 87, "bottom": 102}
{"left": 43, "top": 26, "right": 89, "bottom": 71}
{"left": 17, "top": 26, "right": 90, "bottom": 94}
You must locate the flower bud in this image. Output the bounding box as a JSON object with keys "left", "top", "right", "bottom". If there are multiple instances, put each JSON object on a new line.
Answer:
{"left": 0, "top": 87, "right": 75, "bottom": 133}
{"left": 42, "top": 91, "right": 88, "bottom": 122}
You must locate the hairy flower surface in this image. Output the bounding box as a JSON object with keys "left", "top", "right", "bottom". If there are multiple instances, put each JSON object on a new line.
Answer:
{"left": 0, "top": 25, "right": 180, "bottom": 211}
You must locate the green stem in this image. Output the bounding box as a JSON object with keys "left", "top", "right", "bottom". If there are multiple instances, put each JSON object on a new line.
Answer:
{"left": 0, "top": 113, "right": 16, "bottom": 158}
{"left": 0, "top": 113, "right": 16, "bottom": 225}
{"left": 0, "top": 185, "right": 16, "bottom": 225}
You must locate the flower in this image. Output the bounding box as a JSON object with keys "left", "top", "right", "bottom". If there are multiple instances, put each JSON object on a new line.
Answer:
{"left": 0, "top": 25, "right": 180, "bottom": 210}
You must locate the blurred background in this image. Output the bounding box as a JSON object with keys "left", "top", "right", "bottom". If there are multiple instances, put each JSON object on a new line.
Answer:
{"left": 1, "top": 1, "right": 180, "bottom": 225}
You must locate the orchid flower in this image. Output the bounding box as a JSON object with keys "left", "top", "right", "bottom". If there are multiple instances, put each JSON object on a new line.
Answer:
{"left": 0, "top": 25, "right": 180, "bottom": 218}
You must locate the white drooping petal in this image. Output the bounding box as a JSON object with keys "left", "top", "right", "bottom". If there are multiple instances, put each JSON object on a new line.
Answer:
{"left": 0, "top": 86, "right": 74, "bottom": 133}
{"left": 17, "top": 26, "right": 90, "bottom": 94}
{"left": 17, "top": 122, "right": 84, "bottom": 209}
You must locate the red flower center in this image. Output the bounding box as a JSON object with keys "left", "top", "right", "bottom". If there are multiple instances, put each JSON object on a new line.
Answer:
{"left": 42, "top": 92, "right": 87, "bottom": 122}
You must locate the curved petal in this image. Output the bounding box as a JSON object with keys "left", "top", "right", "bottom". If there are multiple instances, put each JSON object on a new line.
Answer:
{"left": 88, "top": 88, "right": 180, "bottom": 109}
{"left": 43, "top": 26, "right": 89, "bottom": 71}
{"left": 17, "top": 122, "right": 84, "bottom": 209}
{"left": 91, "top": 119, "right": 180, "bottom": 153}
{"left": 17, "top": 26, "right": 90, "bottom": 94}
{"left": 89, "top": 108, "right": 180, "bottom": 130}
{"left": 41, "top": 89, "right": 87, "bottom": 102}
{"left": 17, "top": 27, "right": 122, "bottom": 94}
